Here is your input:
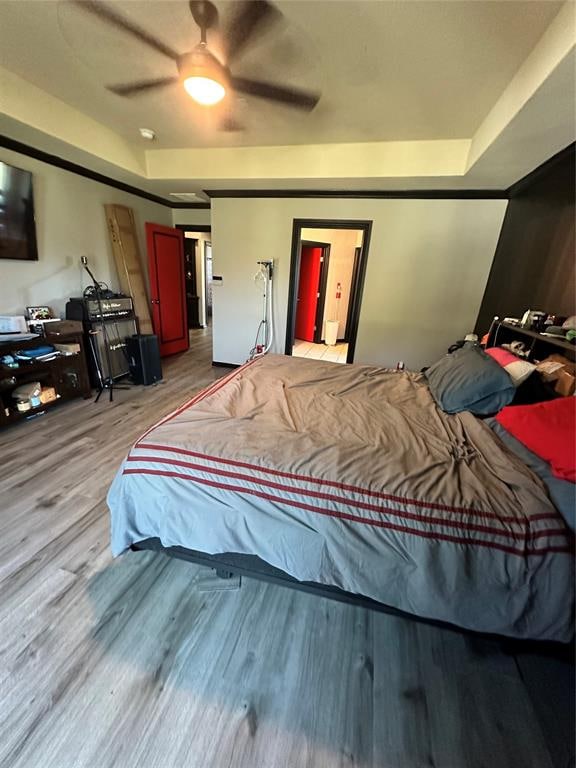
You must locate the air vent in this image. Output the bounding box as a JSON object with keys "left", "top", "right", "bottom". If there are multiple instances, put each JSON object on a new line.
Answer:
{"left": 169, "top": 192, "right": 206, "bottom": 202}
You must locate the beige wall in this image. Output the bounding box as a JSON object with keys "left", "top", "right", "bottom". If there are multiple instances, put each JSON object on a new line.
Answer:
{"left": 302, "top": 227, "right": 359, "bottom": 340}
{"left": 172, "top": 209, "right": 211, "bottom": 228}
{"left": 211, "top": 197, "right": 507, "bottom": 368}
{"left": 0, "top": 148, "right": 172, "bottom": 318}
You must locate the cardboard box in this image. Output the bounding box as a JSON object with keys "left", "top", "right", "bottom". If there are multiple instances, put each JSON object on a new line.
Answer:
{"left": 40, "top": 387, "right": 57, "bottom": 404}
{"left": 54, "top": 343, "right": 80, "bottom": 355}
{"left": 537, "top": 354, "right": 576, "bottom": 396}
{"left": 555, "top": 369, "right": 576, "bottom": 397}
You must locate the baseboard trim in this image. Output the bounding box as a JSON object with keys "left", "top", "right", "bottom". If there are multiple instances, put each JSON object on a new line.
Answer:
{"left": 212, "top": 361, "right": 240, "bottom": 368}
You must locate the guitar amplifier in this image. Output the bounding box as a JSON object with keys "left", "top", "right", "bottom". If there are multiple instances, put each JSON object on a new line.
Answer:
{"left": 66, "top": 296, "right": 134, "bottom": 321}
{"left": 86, "top": 318, "right": 138, "bottom": 386}
{"left": 126, "top": 334, "right": 162, "bottom": 386}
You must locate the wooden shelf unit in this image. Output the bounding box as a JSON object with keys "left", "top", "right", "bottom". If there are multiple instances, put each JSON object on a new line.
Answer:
{"left": 0, "top": 331, "right": 91, "bottom": 429}
{"left": 486, "top": 320, "right": 576, "bottom": 363}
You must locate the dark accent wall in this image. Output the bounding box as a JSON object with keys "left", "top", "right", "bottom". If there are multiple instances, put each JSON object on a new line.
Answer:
{"left": 475, "top": 144, "right": 575, "bottom": 334}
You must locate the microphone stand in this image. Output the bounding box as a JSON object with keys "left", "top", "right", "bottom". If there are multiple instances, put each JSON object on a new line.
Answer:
{"left": 81, "top": 258, "right": 129, "bottom": 403}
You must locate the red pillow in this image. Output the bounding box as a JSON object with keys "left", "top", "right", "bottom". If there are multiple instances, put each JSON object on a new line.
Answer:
{"left": 485, "top": 347, "right": 518, "bottom": 366}
{"left": 496, "top": 397, "right": 576, "bottom": 482}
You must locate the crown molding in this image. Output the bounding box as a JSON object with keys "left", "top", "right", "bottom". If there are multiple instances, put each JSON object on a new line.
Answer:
{"left": 203, "top": 188, "right": 508, "bottom": 199}
{"left": 506, "top": 142, "right": 575, "bottom": 198}
{"left": 0, "top": 135, "right": 210, "bottom": 209}
{"left": 3, "top": 134, "right": 573, "bottom": 208}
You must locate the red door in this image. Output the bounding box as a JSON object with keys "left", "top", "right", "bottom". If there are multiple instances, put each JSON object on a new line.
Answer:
{"left": 294, "top": 246, "right": 323, "bottom": 342}
{"left": 146, "top": 223, "right": 189, "bottom": 357}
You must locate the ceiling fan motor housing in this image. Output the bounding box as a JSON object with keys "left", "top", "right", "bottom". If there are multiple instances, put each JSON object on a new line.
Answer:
{"left": 178, "top": 45, "right": 229, "bottom": 88}
{"left": 75, "top": 0, "right": 319, "bottom": 111}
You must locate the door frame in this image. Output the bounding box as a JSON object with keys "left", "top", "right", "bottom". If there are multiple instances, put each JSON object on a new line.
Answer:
{"left": 298, "top": 240, "right": 331, "bottom": 344}
{"left": 286, "top": 220, "right": 372, "bottom": 363}
{"left": 344, "top": 246, "right": 362, "bottom": 343}
{"left": 183, "top": 236, "right": 201, "bottom": 329}
{"left": 204, "top": 240, "right": 213, "bottom": 318}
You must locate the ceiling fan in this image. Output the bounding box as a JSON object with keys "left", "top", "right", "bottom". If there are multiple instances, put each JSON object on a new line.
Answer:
{"left": 73, "top": 0, "right": 320, "bottom": 118}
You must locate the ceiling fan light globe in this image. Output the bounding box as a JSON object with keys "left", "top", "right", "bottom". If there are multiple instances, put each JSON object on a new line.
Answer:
{"left": 184, "top": 76, "right": 226, "bottom": 106}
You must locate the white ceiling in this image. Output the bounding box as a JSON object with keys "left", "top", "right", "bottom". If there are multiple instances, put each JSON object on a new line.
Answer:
{"left": 0, "top": 0, "right": 564, "bottom": 149}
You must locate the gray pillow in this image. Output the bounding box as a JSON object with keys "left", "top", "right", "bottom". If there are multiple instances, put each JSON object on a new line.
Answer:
{"left": 487, "top": 418, "right": 576, "bottom": 531}
{"left": 425, "top": 343, "right": 515, "bottom": 415}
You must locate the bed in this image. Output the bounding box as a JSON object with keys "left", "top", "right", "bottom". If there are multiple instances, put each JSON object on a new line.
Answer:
{"left": 108, "top": 354, "right": 574, "bottom": 642}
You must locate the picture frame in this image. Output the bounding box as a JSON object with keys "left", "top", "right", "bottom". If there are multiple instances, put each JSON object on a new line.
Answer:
{"left": 26, "top": 306, "right": 53, "bottom": 321}
{"left": 0, "top": 161, "right": 38, "bottom": 261}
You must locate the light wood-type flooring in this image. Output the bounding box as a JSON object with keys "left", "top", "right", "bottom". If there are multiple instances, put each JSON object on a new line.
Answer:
{"left": 0, "top": 327, "right": 573, "bottom": 768}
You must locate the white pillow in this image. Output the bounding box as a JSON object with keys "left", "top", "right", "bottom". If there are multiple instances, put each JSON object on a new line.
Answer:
{"left": 485, "top": 347, "right": 536, "bottom": 386}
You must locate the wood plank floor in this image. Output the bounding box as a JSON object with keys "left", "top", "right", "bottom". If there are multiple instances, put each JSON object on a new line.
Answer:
{"left": 0, "top": 327, "right": 573, "bottom": 768}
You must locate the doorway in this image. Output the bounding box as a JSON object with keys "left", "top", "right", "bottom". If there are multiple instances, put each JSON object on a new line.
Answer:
{"left": 287, "top": 220, "right": 372, "bottom": 365}
{"left": 176, "top": 225, "right": 212, "bottom": 328}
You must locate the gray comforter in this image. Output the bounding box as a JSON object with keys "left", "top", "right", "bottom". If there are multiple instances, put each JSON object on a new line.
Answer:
{"left": 108, "top": 354, "right": 574, "bottom": 641}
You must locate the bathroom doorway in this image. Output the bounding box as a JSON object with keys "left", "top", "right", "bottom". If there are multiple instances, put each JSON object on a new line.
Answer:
{"left": 287, "top": 220, "right": 372, "bottom": 364}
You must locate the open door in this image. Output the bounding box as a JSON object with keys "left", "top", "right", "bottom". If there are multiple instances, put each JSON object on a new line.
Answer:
{"left": 294, "top": 246, "right": 324, "bottom": 342}
{"left": 146, "top": 223, "right": 189, "bottom": 357}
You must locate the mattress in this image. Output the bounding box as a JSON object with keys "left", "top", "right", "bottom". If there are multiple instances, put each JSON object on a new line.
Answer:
{"left": 108, "top": 354, "right": 574, "bottom": 641}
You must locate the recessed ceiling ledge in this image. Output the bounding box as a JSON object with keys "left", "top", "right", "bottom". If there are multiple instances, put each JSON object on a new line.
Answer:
{"left": 0, "top": 66, "right": 147, "bottom": 177}
{"left": 145, "top": 139, "right": 471, "bottom": 181}
{"left": 466, "top": 0, "right": 576, "bottom": 172}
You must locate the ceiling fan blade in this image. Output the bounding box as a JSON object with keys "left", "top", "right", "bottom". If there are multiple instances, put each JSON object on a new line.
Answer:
{"left": 225, "top": 1, "right": 282, "bottom": 64}
{"left": 72, "top": 0, "right": 180, "bottom": 62}
{"left": 231, "top": 77, "right": 320, "bottom": 111}
{"left": 107, "top": 77, "right": 179, "bottom": 97}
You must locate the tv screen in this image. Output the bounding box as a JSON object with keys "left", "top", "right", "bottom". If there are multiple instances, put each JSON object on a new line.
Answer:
{"left": 0, "top": 161, "right": 38, "bottom": 261}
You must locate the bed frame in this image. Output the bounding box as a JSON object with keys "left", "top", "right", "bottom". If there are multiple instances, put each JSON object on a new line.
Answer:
{"left": 131, "top": 537, "right": 568, "bottom": 650}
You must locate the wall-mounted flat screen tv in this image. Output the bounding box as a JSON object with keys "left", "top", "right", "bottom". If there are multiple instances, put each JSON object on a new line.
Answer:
{"left": 0, "top": 161, "right": 38, "bottom": 261}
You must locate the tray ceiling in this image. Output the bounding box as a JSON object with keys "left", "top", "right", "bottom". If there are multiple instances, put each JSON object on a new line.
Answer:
{"left": 0, "top": 0, "right": 564, "bottom": 149}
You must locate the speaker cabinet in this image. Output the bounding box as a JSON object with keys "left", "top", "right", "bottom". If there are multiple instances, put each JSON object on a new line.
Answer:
{"left": 126, "top": 334, "right": 162, "bottom": 386}
{"left": 87, "top": 318, "right": 137, "bottom": 386}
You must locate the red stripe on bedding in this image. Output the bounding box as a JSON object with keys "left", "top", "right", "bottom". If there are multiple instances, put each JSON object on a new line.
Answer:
{"left": 135, "top": 359, "right": 257, "bottom": 445}
{"left": 126, "top": 455, "right": 567, "bottom": 543}
{"left": 121, "top": 467, "right": 573, "bottom": 557}
{"left": 134, "top": 442, "right": 559, "bottom": 525}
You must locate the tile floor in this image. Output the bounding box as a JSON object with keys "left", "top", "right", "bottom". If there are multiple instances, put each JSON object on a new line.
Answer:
{"left": 292, "top": 338, "right": 348, "bottom": 364}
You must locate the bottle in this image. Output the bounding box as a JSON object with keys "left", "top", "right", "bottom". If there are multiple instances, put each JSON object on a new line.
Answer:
{"left": 396, "top": 361, "right": 405, "bottom": 371}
